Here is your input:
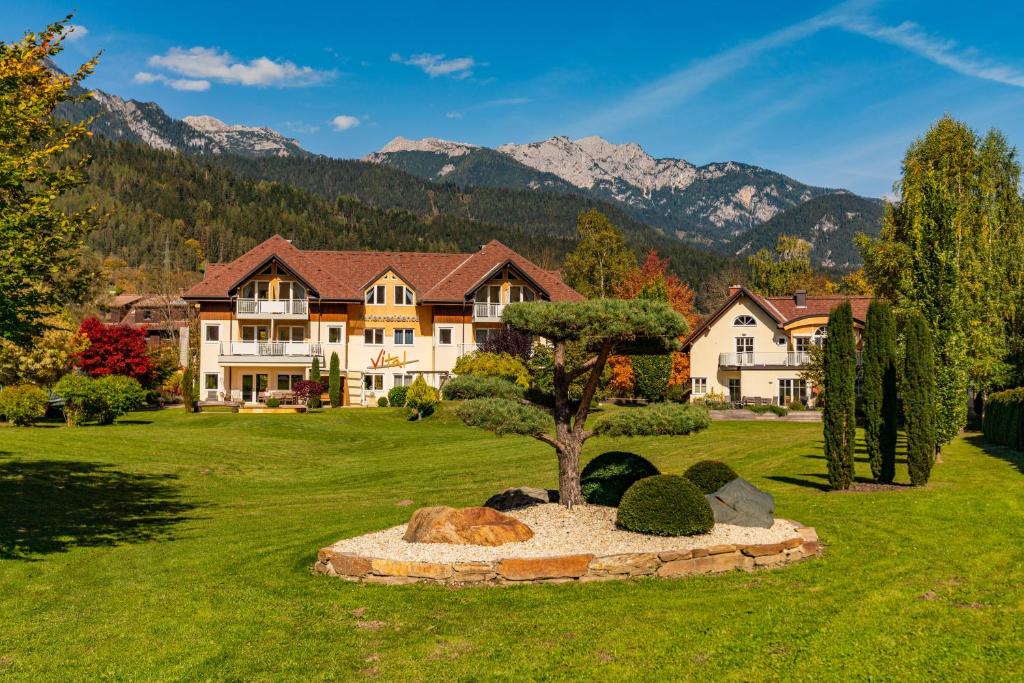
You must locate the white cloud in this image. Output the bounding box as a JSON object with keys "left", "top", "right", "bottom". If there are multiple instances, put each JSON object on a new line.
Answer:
{"left": 281, "top": 121, "right": 321, "bottom": 134}
{"left": 133, "top": 71, "right": 164, "bottom": 84}
{"left": 63, "top": 24, "right": 88, "bottom": 42}
{"left": 167, "top": 78, "right": 211, "bottom": 92}
{"left": 330, "top": 115, "right": 360, "bottom": 131}
{"left": 391, "top": 52, "right": 476, "bottom": 79}
{"left": 147, "top": 47, "right": 335, "bottom": 88}
{"left": 445, "top": 111, "right": 464, "bottom": 119}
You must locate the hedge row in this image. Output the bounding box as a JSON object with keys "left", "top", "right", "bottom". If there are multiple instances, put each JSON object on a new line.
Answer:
{"left": 983, "top": 388, "right": 1024, "bottom": 451}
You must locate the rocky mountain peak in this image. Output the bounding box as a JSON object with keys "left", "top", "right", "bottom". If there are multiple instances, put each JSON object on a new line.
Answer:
{"left": 373, "top": 136, "right": 478, "bottom": 159}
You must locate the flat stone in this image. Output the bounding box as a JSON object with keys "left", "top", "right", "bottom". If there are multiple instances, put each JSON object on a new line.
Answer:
{"left": 370, "top": 558, "right": 453, "bottom": 579}
{"left": 741, "top": 541, "right": 790, "bottom": 557}
{"left": 707, "top": 544, "right": 737, "bottom": 555}
{"left": 363, "top": 575, "right": 420, "bottom": 585}
{"left": 328, "top": 552, "right": 372, "bottom": 577}
{"left": 402, "top": 506, "right": 534, "bottom": 546}
{"left": 753, "top": 552, "right": 788, "bottom": 567}
{"left": 796, "top": 527, "right": 818, "bottom": 543}
{"left": 691, "top": 548, "right": 709, "bottom": 558}
{"left": 781, "top": 536, "right": 803, "bottom": 550}
{"left": 450, "top": 573, "right": 494, "bottom": 583}
{"left": 579, "top": 574, "right": 625, "bottom": 583}
{"left": 801, "top": 541, "right": 820, "bottom": 556}
{"left": 705, "top": 477, "right": 775, "bottom": 528}
{"left": 497, "top": 554, "right": 593, "bottom": 580}
{"left": 657, "top": 549, "right": 693, "bottom": 562}
{"left": 588, "top": 553, "right": 660, "bottom": 576}
{"left": 453, "top": 561, "right": 494, "bottom": 574}
{"left": 691, "top": 551, "right": 743, "bottom": 574}
{"left": 657, "top": 559, "right": 696, "bottom": 577}
{"left": 483, "top": 487, "right": 559, "bottom": 511}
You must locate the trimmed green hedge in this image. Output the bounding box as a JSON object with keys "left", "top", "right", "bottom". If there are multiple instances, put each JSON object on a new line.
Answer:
{"left": 442, "top": 375, "right": 523, "bottom": 401}
{"left": 616, "top": 475, "right": 714, "bottom": 536}
{"left": 594, "top": 403, "right": 710, "bottom": 437}
{"left": 683, "top": 460, "right": 738, "bottom": 494}
{"left": 388, "top": 385, "right": 409, "bottom": 408}
{"left": 984, "top": 388, "right": 1024, "bottom": 451}
{"left": 581, "top": 451, "right": 659, "bottom": 506}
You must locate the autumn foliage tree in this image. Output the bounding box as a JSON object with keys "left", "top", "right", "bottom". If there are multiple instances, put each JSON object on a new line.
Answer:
{"left": 76, "top": 317, "right": 156, "bottom": 387}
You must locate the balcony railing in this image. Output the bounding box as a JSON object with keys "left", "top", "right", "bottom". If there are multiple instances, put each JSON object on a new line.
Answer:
{"left": 473, "top": 302, "right": 505, "bottom": 322}
{"left": 236, "top": 298, "right": 308, "bottom": 317}
{"left": 719, "top": 351, "right": 812, "bottom": 368}
{"left": 221, "top": 341, "right": 322, "bottom": 357}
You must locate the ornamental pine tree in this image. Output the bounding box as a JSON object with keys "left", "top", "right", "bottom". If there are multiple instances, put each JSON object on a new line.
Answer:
{"left": 823, "top": 301, "right": 856, "bottom": 490}
{"left": 904, "top": 312, "right": 937, "bottom": 486}
{"left": 328, "top": 352, "right": 341, "bottom": 407}
{"left": 862, "top": 301, "right": 899, "bottom": 482}
{"left": 308, "top": 356, "right": 322, "bottom": 408}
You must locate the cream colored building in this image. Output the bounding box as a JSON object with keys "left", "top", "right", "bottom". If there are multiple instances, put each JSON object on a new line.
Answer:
{"left": 182, "top": 235, "right": 581, "bottom": 405}
{"left": 682, "top": 287, "right": 870, "bottom": 406}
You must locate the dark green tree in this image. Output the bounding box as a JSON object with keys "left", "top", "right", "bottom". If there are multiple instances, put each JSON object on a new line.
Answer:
{"left": 862, "top": 300, "right": 899, "bottom": 482}
{"left": 630, "top": 277, "right": 673, "bottom": 400}
{"left": 328, "top": 352, "right": 341, "bottom": 407}
{"left": 904, "top": 312, "right": 937, "bottom": 486}
{"left": 308, "top": 356, "right": 322, "bottom": 409}
{"left": 562, "top": 209, "right": 636, "bottom": 298}
{"left": 823, "top": 301, "right": 856, "bottom": 490}
{"left": 748, "top": 235, "right": 815, "bottom": 296}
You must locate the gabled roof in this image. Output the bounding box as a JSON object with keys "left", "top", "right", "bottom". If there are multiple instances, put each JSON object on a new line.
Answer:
{"left": 183, "top": 236, "right": 583, "bottom": 303}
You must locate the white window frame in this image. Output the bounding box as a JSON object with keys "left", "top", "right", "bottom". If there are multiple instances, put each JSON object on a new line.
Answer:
{"left": 204, "top": 324, "right": 220, "bottom": 343}
{"left": 364, "top": 328, "right": 384, "bottom": 345}
{"left": 733, "top": 314, "right": 757, "bottom": 327}
{"left": 437, "top": 327, "right": 453, "bottom": 346}
{"left": 394, "top": 328, "right": 414, "bottom": 346}
{"left": 203, "top": 372, "right": 219, "bottom": 390}
{"left": 394, "top": 285, "right": 414, "bottom": 306}
{"left": 365, "top": 285, "right": 386, "bottom": 305}
{"left": 241, "top": 280, "right": 270, "bottom": 300}
{"left": 794, "top": 335, "right": 812, "bottom": 353}
{"left": 276, "top": 325, "right": 305, "bottom": 342}
{"left": 735, "top": 336, "right": 754, "bottom": 355}
{"left": 475, "top": 328, "right": 498, "bottom": 345}
{"left": 276, "top": 373, "right": 304, "bottom": 391}
{"left": 691, "top": 377, "right": 708, "bottom": 395}
{"left": 363, "top": 373, "right": 384, "bottom": 391}
{"left": 241, "top": 325, "right": 269, "bottom": 342}
{"left": 327, "top": 325, "right": 344, "bottom": 344}
{"left": 393, "top": 373, "right": 414, "bottom": 388}
{"left": 812, "top": 326, "right": 828, "bottom": 346}
{"left": 509, "top": 285, "right": 535, "bottom": 303}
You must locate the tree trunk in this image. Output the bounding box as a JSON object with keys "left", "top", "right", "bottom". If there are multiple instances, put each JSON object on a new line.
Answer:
{"left": 557, "top": 440, "right": 584, "bottom": 507}
{"left": 934, "top": 444, "right": 943, "bottom": 464}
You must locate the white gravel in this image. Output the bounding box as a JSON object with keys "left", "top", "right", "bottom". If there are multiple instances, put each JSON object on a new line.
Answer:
{"left": 326, "top": 504, "right": 801, "bottom": 563}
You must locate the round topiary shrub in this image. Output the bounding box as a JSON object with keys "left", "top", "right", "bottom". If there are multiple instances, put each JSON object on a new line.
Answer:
{"left": 683, "top": 460, "right": 739, "bottom": 494}
{"left": 580, "top": 451, "right": 660, "bottom": 506}
{"left": 377, "top": 396, "right": 389, "bottom": 407}
{"left": 616, "top": 475, "right": 714, "bottom": 536}
{"left": 388, "top": 385, "right": 409, "bottom": 408}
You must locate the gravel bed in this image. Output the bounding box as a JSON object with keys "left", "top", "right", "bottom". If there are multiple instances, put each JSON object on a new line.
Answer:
{"left": 326, "top": 504, "right": 801, "bottom": 563}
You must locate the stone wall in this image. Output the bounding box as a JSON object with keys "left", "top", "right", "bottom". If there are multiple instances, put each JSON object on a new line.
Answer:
{"left": 313, "top": 524, "right": 820, "bottom": 586}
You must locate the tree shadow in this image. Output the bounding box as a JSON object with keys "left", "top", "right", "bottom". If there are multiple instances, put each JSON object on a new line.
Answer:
{"left": 0, "top": 458, "right": 199, "bottom": 560}
{"left": 765, "top": 471, "right": 881, "bottom": 492}
{"left": 963, "top": 434, "right": 1024, "bottom": 476}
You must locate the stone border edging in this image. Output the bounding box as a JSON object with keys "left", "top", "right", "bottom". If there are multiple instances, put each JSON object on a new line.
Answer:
{"left": 313, "top": 523, "right": 820, "bottom": 586}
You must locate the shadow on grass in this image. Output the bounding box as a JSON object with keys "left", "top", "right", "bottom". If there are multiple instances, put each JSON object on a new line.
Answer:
{"left": 765, "top": 471, "right": 882, "bottom": 492}
{"left": 963, "top": 434, "right": 1024, "bottom": 476}
{"left": 0, "top": 458, "right": 198, "bottom": 560}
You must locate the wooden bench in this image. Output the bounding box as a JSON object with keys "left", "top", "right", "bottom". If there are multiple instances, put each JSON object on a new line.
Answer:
{"left": 741, "top": 396, "right": 773, "bottom": 406}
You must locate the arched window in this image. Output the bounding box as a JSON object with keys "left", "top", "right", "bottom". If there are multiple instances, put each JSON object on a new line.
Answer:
{"left": 733, "top": 314, "right": 756, "bottom": 327}
{"left": 812, "top": 326, "right": 828, "bottom": 346}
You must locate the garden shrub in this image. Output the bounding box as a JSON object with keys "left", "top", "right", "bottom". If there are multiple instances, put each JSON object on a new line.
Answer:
{"left": 93, "top": 375, "right": 145, "bottom": 424}
{"left": 377, "top": 396, "right": 388, "bottom": 407}
{"left": 388, "top": 385, "right": 409, "bottom": 408}
{"left": 405, "top": 376, "right": 439, "bottom": 419}
{"left": 456, "top": 398, "right": 549, "bottom": 436}
{"left": 749, "top": 404, "right": 788, "bottom": 417}
{"left": 665, "top": 384, "right": 687, "bottom": 403}
{"left": 53, "top": 373, "right": 103, "bottom": 426}
{"left": 266, "top": 397, "right": 281, "bottom": 408}
{"left": 787, "top": 400, "right": 805, "bottom": 411}
{"left": 328, "top": 352, "right": 341, "bottom": 407}
{"left": 292, "top": 380, "right": 323, "bottom": 409}
{"left": 0, "top": 384, "right": 49, "bottom": 426}
{"left": 441, "top": 375, "right": 523, "bottom": 401}
{"left": 307, "top": 357, "right": 322, "bottom": 408}
{"left": 594, "top": 403, "right": 710, "bottom": 437}
{"left": 983, "top": 388, "right": 1024, "bottom": 451}
{"left": 616, "top": 475, "right": 714, "bottom": 536}
{"left": 453, "top": 351, "right": 530, "bottom": 388}
{"left": 581, "top": 451, "right": 660, "bottom": 506}
{"left": 683, "top": 460, "right": 739, "bottom": 494}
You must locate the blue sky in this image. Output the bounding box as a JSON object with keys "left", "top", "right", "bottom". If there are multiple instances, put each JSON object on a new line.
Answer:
{"left": 6, "top": 0, "right": 1024, "bottom": 197}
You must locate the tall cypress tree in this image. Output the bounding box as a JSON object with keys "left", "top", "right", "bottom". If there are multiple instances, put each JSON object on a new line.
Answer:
{"left": 904, "top": 312, "right": 936, "bottom": 486}
{"left": 328, "top": 352, "right": 341, "bottom": 407}
{"left": 823, "top": 301, "right": 856, "bottom": 490}
{"left": 863, "top": 301, "right": 899, "bottom": 482}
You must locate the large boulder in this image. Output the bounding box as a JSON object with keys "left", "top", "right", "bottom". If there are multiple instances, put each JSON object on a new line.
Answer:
{"left": 705, "top": 478, "right": 775, "bottom": 528}
{"left": 403, "top": 506, "right": 534, "bottom": 546}
{"left": 483, "top": 486, "right": 558, "bottom": 511}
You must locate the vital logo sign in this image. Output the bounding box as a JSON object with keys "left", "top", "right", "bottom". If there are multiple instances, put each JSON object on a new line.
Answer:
{"left": 369, "top": 349, "right": 419, "bottom": 370}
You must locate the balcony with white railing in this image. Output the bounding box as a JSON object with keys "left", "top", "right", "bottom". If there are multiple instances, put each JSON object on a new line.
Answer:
{"left": 719, "top": 351, "right": 812, "bottom": 368}
{"left": 219, "top": 340, "right": 322, "bottom": 363}
{"left": 236, "top": 298, "right": 309, "bottom": 319}
{"left": 473, "top": 302, "right": 505, "bottom": 322}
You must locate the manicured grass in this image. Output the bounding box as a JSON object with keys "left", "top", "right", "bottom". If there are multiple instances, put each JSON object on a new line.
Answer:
{"left": 1, "top": 407, "right": 1023, "bottom": 680}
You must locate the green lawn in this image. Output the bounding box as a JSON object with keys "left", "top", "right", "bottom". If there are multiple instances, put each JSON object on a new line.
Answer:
{"left": 1, "top": 407, "right": 1022, "bottom": 681}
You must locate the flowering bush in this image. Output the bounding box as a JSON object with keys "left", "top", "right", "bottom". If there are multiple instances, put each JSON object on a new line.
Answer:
{"left": 292, "top": 380, "right": 323, "bottom": 408}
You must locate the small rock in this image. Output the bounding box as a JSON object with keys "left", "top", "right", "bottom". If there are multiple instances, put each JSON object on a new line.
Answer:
{"left": 705, "top": 477, "right": 775, "bottom": 528}
{"left": 497, "top": 554, "right": 593, "bottom": 580}
{"left": 402, "top": 506, "right": 534, "bottom": 546}
{"left": 483, "top": 487, "right": 559, "bottom": 511}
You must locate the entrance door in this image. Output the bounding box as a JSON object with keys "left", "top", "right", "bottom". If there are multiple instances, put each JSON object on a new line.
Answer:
{"left": 241, "top": 373, "right": 269, "bottom": 403}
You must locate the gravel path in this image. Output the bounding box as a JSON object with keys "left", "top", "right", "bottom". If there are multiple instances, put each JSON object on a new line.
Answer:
{"left": 326, "top": 504, "right": 801, "bottom": 563}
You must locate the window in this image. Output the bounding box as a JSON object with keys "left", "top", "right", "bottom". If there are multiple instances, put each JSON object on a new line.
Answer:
{"left": 475, "top": 285, "right": 502, "bottom": 303}
{"left": 779, "top": 379, "right": 808, "bottom": 406}
{"left": 735, "top": 336, "right": 754, "bottom": 356}
{"left": 728, "top": 378, "right": 741, "bottom": 403}
{"left": 394, "top": 328, "right": 414, "bottom": 345}
{"left": 276, "top": 326, "right": 304, "bottom": 342}
{"left": 475, "top": 328, "right": 498, "bottom": 345}
{"left": 794, "top": 336, "right": 811, "bottom": 353}
{"left": 363, "top": 374, "right": 384, "bottom": 391}
{"left": 241, "top": 280, "right": 269, "bottom": 300}
{"left": 393, "top": 373, "right": 414, "bottom": 387}
{"left": 279, "top": 282, "right": 306, "bottom": 300}
{"left": 812, "top": 326, "right": 828, "bottom": 346}
{"left": 142, "top": 309, "right": 153, "bottom": 321}
{"left": 437, "top": 327, "right": 453, "bottom": 346}
{"left": 204, "top": 373, "right": 218, "bottom": 390}
{"left": 364, "top": 328, "right": 384, "bottom": 345}
{"left": 394, "top": 285, "right": 414, "bottom": 306}
{"left": 733, "top": 314, "right": 757, "bottom": 327}
{"left": 204, "top": 324, "right": 220, "bottom": 342}
{"left": 328, "top": 326, "right": 344, "bottom": 344}
{"left": 509, "top": 285, "right": 535, "bottom": 303}
{"left": 365, "top": 285, "right": 386, "bottom": 305}
{"left": 276, "top": 374, "right": 304, "bottom": 390}
{"left": 691, "top": 377, "right": 708, "bottom": 395}
{"left": 241, "top": 325, "right": 268, "bottom": 342}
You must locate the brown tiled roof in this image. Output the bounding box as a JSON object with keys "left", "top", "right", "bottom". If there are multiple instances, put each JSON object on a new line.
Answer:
{"left": 183, "top": 236, "right": 583, "bottom": 302}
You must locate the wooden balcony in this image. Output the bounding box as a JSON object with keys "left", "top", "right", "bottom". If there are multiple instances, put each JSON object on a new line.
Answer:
{"left": 236, "top": 298, "right": 308, "bottom": 319}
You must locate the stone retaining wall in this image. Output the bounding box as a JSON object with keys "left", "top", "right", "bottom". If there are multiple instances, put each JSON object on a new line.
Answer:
{"left": 313, "top": 524, "right": 820, "bottom": 586}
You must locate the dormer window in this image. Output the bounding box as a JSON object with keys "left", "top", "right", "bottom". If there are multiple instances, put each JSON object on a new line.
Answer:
{"left": 394, "top": 285, "right": 414, "bottom": 306}
{"left": 812, "top": 325, "right": 828, "bottom": 346}
{"left": 733, "top": 314, "right": 756, "bottom": 327}
{"left": 365, "top": 285, "right": 386, "bottom": 305}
